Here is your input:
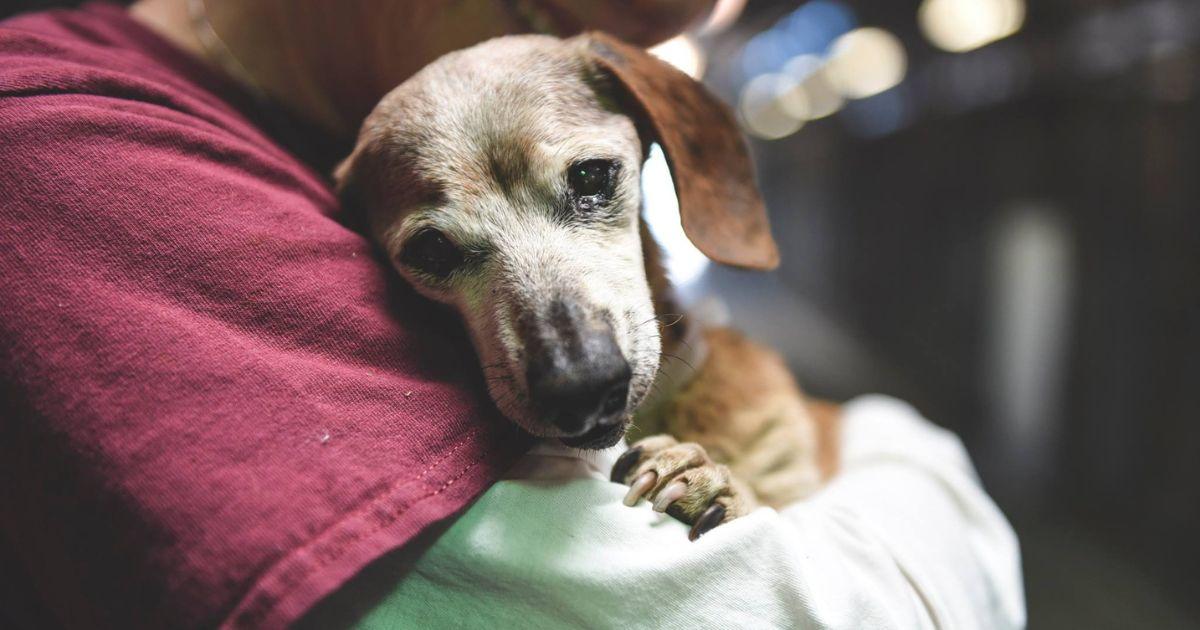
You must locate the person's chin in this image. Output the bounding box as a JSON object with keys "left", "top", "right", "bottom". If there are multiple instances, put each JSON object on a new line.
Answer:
{"left": 508, "top": 0, "right": 715, "bottom": 47}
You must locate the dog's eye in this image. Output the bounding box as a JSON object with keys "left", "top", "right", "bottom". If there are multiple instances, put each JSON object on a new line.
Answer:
{"left": 400, "top": 229, "right": 463, "bottom": 278}
{"left": 568, "top": 159, "right": 616, "bottom": 201}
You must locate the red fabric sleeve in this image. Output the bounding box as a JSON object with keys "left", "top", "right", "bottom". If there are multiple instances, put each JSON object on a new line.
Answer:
{"left": 0, "top": 4, "right": 529, "bottom": 628}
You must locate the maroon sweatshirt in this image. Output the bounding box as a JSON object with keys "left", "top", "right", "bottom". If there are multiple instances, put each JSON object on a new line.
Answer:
{"left": 0, "top": 3, "right": 528, "bottom": 627}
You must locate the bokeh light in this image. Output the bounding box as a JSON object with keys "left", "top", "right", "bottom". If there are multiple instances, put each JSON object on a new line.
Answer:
{"left": 649, "top": 35, "right": 706, "bottom": 79}
{"left": 919, "top": 0, "right": 1026, "bottom": 53}
{"left": 738, "top": 73, "right": 806, "bottom": 140}
{"left": 739, "top": 0, "right": 856, "bottom": 78}
{"left": 781, "top": 55, "right": 845, "bottom": 120}
{"left": 824, "top": 27, "right": 908, "bottom": 99}
{"left": 702, "top": 0, "right": 748, "bottom": 34}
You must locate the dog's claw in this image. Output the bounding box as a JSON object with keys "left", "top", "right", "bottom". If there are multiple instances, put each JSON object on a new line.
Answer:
{"left": 688, "top": 504, "right": 726, "bottom": 541}
{"left": 614, "top": 435, "right": 749, "bottom": 539}
{"left": 653, "top": 480, "right": 688, "bottom": 513}
{"left": 624, "top": 471, "right": 657, "bottom": 506}
{"left": 611, "top": 446, "right": 642, "bottom": 483}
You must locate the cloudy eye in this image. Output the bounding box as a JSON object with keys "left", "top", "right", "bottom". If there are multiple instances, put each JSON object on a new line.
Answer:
{"left": 567, "top": 159, "right": 617, "bottom": 201}
{"left": 400, "top": 229, "right": 463, "bottom": 278}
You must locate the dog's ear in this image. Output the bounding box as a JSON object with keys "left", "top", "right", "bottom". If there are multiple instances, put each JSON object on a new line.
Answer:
{"left": 331, "top": 138, "right": 378, "bottom": 236}
{"left": 332, "top": 140, "right": 366, "bottom": 201}
{"left": 332, "top": 134, "right": 362, "bottom": 215}
{"left": 581, "top": 32, "right": 779, "bottom": 270}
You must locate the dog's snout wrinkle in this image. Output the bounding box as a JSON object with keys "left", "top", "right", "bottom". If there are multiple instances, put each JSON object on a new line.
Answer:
{"left": 543, "top": 298, "right": 591, "bottom": 358}
{"left": 523, "top": 298, "right": 631, "bottom": 437}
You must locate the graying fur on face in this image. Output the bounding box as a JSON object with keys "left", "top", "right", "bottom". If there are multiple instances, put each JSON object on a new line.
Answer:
{"left": 339, "top": 35, "right": 662, "bottom": 439}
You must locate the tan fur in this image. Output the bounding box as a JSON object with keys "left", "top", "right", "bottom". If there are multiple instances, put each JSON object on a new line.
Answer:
{"left": 627, "top": 327, "right": 838, "bottom": 522}
{"left": 638, "top": 221, "right": 686, "bottom": 350}
{"left": 337, "top": 32, "right": 839, "bottom": 537}
{"left": 623, "top": 434, "right": 757, "bottom": 524}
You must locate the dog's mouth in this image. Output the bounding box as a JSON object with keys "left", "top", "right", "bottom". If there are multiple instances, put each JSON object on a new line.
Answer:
{"left": 559, "top": 419, "right": 626, "bottom": 450}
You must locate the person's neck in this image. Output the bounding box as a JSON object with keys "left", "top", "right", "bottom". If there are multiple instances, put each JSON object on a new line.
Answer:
{"left": 129, "top": 0, "right": 379, "bottom": 139}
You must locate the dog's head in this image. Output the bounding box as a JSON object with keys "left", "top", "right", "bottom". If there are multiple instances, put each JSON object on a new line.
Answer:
{"left": 336, "top": 33, "right": 775, "bottom": 448}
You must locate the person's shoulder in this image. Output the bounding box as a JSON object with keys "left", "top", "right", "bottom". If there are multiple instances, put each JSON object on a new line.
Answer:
{"left": 0, "top": 5, "right": 221, "bottom": 119}
{"left": 2, "top": 8, "right": 128, "bottom": 91}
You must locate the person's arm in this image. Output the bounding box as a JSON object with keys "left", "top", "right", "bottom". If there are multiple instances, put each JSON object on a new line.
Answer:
{"left": 774, "top": 395, "right": 1026, "bottom": 629}
{"left": 0, "top": 50, "right": 524, "bottom": 625}
{"left": 304, "top": 395, "right": 1025, "bottom": 629}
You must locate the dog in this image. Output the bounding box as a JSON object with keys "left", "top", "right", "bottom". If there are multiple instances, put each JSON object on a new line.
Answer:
{"left": 334, "top": 32, "right": 839, "bottom": 540}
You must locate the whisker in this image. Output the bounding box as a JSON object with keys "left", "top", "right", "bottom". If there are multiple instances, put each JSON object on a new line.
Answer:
{"left": 635, "top": 312, "right": 685, "bottom": 328}
{"left": 653, "top": 360, "right": 689, "bottom": 388}
{"left": 660, "top": 352, "right": 696, "bottom": 373}
{"left": 656, "top": 313, "right": 685, "bottom": 328}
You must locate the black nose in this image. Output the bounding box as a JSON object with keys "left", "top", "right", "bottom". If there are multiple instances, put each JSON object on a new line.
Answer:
{"left": 526, "top": 326, "right": 632, "bottom": 437}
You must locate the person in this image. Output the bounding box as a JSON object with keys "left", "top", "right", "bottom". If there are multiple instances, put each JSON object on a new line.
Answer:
{"left": 0, "top": 1, "right": 1024, "bottom": 627}
{"left": 304, "top": 395, "right": 1026, "bottom": 629}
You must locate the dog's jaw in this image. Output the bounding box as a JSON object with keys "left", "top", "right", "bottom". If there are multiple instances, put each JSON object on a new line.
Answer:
{"left": 460, "top": 277, "right": 662, "bottom": 447}
{"left": 560, "top": 418, "right": 627, "bottom": 449}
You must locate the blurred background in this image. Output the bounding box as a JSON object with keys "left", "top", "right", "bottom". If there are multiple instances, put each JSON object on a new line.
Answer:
{"left": 639, "top": 0, "right": 1200, "bottom": 627}
{"left": 3, "top": 0, "right": 1197, "bottom": 627}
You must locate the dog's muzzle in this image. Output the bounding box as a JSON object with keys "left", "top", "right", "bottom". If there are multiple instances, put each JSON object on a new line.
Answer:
{"left": 522, "top": 299, "right": 631, "bottom": 448}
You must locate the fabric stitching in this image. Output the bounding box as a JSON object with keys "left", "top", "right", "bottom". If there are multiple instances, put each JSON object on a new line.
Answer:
{"left": 314, "top": 450, "right": 484, "bottom": 571}
{"left": 224, "top": 425, "right": 486, "bottom": 626}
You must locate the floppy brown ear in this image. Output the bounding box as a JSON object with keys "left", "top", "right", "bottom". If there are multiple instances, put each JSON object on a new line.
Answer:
{"left": 582, "top": 32, "right": 779, "bottom": 270}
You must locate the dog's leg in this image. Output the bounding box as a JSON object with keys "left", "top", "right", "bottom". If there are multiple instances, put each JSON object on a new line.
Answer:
{"left": 619, "top": 326, "right": 838, "bottom": 538}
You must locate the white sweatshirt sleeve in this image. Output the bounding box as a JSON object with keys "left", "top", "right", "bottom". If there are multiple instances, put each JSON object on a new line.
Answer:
{"left": 340, "top": 395, "right": 1026, "bottom": 630}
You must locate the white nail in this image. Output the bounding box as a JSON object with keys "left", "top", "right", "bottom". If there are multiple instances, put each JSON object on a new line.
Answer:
{"left": 653, "top": 480, "right": 688, "bottom": 512}
{"left": 624, "top": 471, "right": 657, "bottom": 507}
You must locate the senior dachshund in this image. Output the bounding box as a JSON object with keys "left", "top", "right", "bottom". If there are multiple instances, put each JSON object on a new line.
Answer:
{"left": 335, "top": 33, "right": 839, "bottom": 540}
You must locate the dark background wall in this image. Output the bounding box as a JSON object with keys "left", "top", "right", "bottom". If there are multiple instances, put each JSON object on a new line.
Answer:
{"left": 697, "top": 1, "right": 1200, "bottom": 626}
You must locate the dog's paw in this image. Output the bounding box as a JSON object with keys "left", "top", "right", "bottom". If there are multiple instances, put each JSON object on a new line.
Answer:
{"left": 610, "top": 435, "right": 754, "bottom": 541}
